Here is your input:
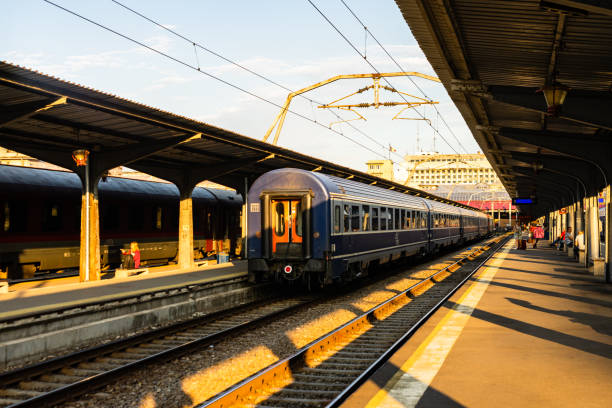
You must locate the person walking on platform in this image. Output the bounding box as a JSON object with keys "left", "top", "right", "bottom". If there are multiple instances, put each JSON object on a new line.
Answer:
{"left": 533, "top": 224, "right": 544, "bottom": 248}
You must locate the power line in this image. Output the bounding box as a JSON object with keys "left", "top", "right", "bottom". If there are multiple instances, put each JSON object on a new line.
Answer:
{"left": 338, "top": 0, "right": 469, "bottom": 154}
{"left": 42, "top": 0, "right": 395, "bottom": 162}
{"left": 307, "top": 0, "right": 463, "bottom": 155}
{"left": 110, "top": 0, "right": 405, "bottom": 162}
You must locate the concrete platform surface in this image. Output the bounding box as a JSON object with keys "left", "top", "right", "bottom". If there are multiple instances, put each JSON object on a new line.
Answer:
{"left": 0, "top": 261, "right": 246, "bottom": 321}
{"left": 342, "top": 241, "right": 612, "bottom": 408}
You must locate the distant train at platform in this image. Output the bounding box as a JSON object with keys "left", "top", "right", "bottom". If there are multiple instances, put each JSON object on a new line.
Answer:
{"left": 0, "top": 165, "right": 242, "bottom": 279}
{"left": 247, "top": 168, "right": 492, "bottom": 288}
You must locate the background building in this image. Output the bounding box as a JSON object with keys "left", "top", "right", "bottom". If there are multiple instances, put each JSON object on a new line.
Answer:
{"left": 366, "top": 159, "right": 394, "bottom": 181}
{"left": 404, "top": 152, "right": 514, "bottom": 226}
{"left": 404, "top": 152, "right": 501, "bottom": 187}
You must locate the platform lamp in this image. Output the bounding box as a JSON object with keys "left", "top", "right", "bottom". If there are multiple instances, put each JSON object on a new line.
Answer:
{"left": 539, "top": 82, "right": 569, "bottom": 116}
{"left": 72, "top": 149, "right": 91, "bottom": 281}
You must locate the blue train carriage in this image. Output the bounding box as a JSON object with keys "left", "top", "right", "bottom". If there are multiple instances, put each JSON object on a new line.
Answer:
{"left": 247, "top": 168, "right": 485, "bottom": 288}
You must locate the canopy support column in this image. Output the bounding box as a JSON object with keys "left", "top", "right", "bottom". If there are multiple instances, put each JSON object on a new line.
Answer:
{"left": 178, "top": 186, "right": 196, "bottom": 270}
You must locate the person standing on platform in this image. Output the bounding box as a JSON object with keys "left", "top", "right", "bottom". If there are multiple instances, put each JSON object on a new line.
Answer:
{"left": 520, "top": 225, "right": 529, "bottom": 250}
{"left": 575, "top": 230, "right": 585, "bottom": 260}
{"left": 130, "top": 241, "right": 141, "bottom": 269}
{"left": 533, "top": 224, "right": 544, "bottom": 248}
{"left": 513, "top": 224, "right": 522, "bottom": 249}
{"left": 120, "top": 241, "right": 141, "bottom": 269}
{"left": 564, "top": 227, "right": 574, "bottom": 250}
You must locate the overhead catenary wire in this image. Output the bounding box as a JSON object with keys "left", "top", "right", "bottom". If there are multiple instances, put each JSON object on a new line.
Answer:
{"left": 110, "top": 0, "right": 405, "bottom": 162}
{"left": 42, "top": 0, "right": 396, "bottom": 162}
{"left": 338, "top": 0, "right": 469, "bottom": 154}
{"left": 307, "top": 0, "right": 463, "bottom": 155}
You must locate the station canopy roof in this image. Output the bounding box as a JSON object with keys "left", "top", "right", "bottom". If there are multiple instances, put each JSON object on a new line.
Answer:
{"left": 0, "top": 61, "right": 480, "bottom": 210}
{"left": 395, "top": 0, "right": 612, "bottom": 217}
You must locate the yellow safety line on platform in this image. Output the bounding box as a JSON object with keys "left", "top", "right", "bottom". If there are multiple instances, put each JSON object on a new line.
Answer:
{"left": 0, "top": 269, "right": 246, "bottom": 321}
{"left": 365, "top": 241, "right": 512, "bottom": 408}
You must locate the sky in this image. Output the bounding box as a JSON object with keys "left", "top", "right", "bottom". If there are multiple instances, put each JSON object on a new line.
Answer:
{"left": 0, "top": 0, "right": 481, "bottom": 180}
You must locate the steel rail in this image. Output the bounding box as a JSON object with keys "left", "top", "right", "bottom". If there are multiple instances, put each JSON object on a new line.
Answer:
{"left": 198, "top": 235, "right": 508, "bottom": 408}
{"left": 0, "top": 294, "right": 316, "bottom": 408}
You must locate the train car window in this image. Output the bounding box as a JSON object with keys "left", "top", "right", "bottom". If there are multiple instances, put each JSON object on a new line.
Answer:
{"left": 380, "top": 208, "right": 387, "bottom": 230}
{"left": 155, "top": 207, "right": 163, "bottom": 231}
{"left": 2, "top": 201, "right": 9, "bottom": 232}
{"left": 401, "top": 209, "right": 406, "bottom": 229}
{"left": 43, "top": 203, "right": 62, "bottom": 231}
{"left": 334, "top": 205, "right": 341, "bottom": 233}
{"left": 343, "top": 205, "right": 350, "bottom": 233}
{"left": 351, "top": 205, "right": 360, "bottom": 231}
{"left": 362, "top": 205, "right": 370, "bottom": 231}
{"left": 387, "top": 208, "right": 393, "bottom": 230}
{"left": 295, "top": 202, "right": 303, "bottom": 237}
{"left": 394, "top": 208, "right": 400, "bottom": 230}
{"left": 274, "top": 202, "right": 285, "bottom": 236}
{"left": 372, "top": 207, "right": 379, "bottom": 231}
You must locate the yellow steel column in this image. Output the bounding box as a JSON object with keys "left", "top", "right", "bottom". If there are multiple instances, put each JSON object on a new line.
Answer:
{"left": 178, "top": 188, "right": 195, "bottom": 269}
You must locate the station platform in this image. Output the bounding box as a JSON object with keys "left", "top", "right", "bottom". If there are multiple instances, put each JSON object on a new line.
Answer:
{"left": 342, "top": 240, "right": 612, "bottom": 408}
{"left": 0, "top": 260, "right": 246, "bottom": 322}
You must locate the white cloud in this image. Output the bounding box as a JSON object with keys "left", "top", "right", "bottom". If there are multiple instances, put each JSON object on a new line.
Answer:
{"left": 143, "top": 74, "right": 194, "bottom": 91}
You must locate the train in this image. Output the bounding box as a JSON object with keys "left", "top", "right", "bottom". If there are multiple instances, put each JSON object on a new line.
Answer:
{"left": 0, "top": 165, "right": 243, "bottom": 280}
{"left": 247, "top": 168, "right": 492, "bottom": 288}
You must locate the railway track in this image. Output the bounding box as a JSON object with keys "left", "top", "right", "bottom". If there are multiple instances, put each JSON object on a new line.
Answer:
{"left": 0, "top": 294, "right": 318, "bottom": 408}
{"left": 200, "top": 235, "right": 508, "bottom": 408}
{"left": 0, "top": 236, "right": 504, "bottom": 407}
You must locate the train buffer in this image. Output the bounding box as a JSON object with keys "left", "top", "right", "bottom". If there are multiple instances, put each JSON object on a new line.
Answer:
{"left": 341, "top": 239, "right": 612, "bottom": 408}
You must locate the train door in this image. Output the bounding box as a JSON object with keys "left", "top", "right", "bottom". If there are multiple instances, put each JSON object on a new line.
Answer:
{"left": 271, "top": 199, "right": 303, "bottom": 258}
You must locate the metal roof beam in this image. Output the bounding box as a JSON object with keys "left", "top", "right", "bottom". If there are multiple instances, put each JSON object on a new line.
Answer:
{"left": 91, "top": 134, "right": 201, "bottom": 176}
{"left": 499, "top": 127, "right": 612, "bottom": 181}
{"left": 513, "top": 167, "right": 578, "bottom": 205}
{"left": 130, "top": 154, "right": 273, "bottom": 193}
{"left": 0, "top": 97, "right": 66, "bottom": 128}
{"left": 541, "top": 0, "right": 612, "bottom": 17}
{"left": 488, "top": 85, "right": 612, "bottom": 131}
{"left": 0, "top": 135, "right": 76, "bottom": 171}
{"left": 509, "top": 151, "right": 602, "bottom": 195}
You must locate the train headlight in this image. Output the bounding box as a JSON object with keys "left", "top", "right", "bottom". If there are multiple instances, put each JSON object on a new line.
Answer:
{"left": 313, "top": 231, "right": 320, "bottom": 238}
{"left": 283, "top": 265, "right": 293, "bottom": 274}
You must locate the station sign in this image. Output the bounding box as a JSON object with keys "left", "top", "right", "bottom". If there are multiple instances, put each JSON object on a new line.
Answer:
{"left": 512, "top": 197, "right": 536, "bottom": 205}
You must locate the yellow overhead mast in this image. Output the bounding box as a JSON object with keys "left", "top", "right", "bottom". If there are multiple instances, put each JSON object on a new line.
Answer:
{"left": 263, "top": 72, "right": 441, "bottom": 145}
